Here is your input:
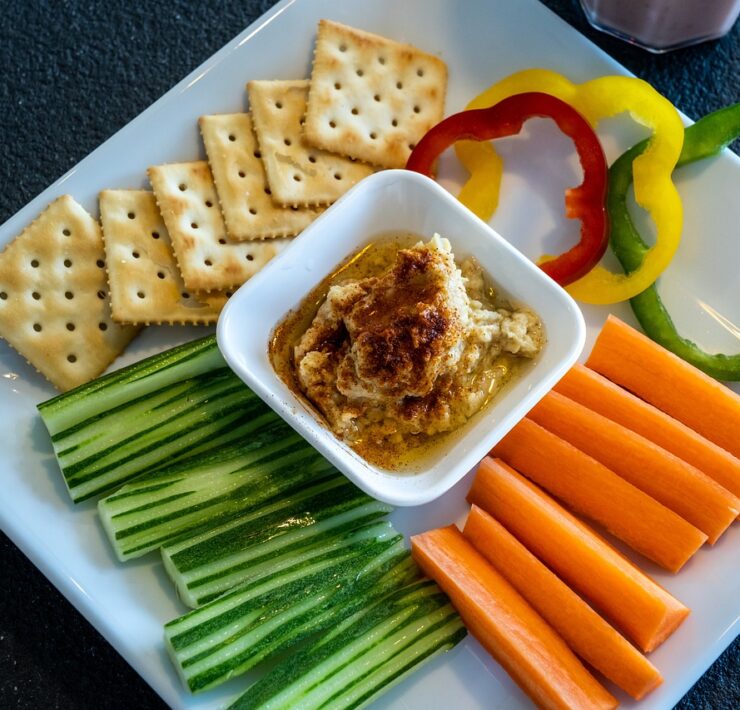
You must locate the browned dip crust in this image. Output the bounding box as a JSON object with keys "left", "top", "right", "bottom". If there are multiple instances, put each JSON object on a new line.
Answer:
{"left": 272, "top": 234, "right": 544, "bottom": 469}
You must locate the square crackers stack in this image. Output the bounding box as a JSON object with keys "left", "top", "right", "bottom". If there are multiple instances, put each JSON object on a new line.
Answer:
{"left": 0, "top": 21, "right": 448, "bottom": 391}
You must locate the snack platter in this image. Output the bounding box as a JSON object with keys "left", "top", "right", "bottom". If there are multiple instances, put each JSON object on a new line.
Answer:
{"left": 0, "top": 1, "right": 738, "bottom": 709}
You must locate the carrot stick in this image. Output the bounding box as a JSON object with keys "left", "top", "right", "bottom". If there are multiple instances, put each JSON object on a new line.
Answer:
{"left": 468, "top": 458, "right": 689, "bottom": 652}
{"left": 528, "top": 391, "right": 739, "bottom": 543}
{"left": 586, "top": 315, "right": 740, "bottom": 459}
{"left": 492, "top": 418, "right": 707, "bottom": 571}
{"left": 463, "top": 505, "right": 662, "bottom": 700}
{"left": 411, "top": 525, "right": 618, "bottom": 710}
{"left": 554, "top": 364, "right": 740, "bottom": 499}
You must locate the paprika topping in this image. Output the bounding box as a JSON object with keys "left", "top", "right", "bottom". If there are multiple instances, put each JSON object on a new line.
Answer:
{"left": 406, "top": 92, "right": 609, "bottom": 287}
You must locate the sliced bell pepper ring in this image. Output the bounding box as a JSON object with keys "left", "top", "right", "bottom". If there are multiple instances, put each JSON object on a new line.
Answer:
{"left": 611, "top": 103, "right": 740, "bottom": 381}
{"left": 406, "top": 92, "right": 609, "bottom": 286}
{"left": 457, "top": 69, "right": 685, "bottom": 304}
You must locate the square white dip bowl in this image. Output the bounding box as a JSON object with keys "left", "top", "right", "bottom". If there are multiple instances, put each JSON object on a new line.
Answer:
{"left": 218, "top": 170, "right": 585, "bottom": 506}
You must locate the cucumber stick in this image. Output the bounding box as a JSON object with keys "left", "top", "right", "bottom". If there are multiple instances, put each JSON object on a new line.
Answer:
{"left": 39, "top": 335, "right": 222, "bottom": 432}
{"left": 37, "top": 335, "right": 278, "bottom": 502}
{"left": 98, "top": 432, "right": 338, "bottom": 561}
{"left": 162, "top": 476, "right": 393, "bottom": 607}
{"left": 229, "top": 579, "right": 466, "bottom": 710}
{"left": 165, "top": 529, "right": 414, "bottom": 693}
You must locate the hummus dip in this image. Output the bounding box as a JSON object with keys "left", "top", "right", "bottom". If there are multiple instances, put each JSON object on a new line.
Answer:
{"left": 270, "top": 234, "right": 544, "bottom": 468}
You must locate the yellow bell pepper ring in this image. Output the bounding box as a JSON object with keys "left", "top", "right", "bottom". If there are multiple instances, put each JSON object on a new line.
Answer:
{"left": 457, "top": 69, "right": 685, "bottom": 305}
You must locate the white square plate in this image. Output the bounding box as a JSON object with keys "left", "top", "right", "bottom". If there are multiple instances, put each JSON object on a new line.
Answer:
{"left": 0, "top": 1, "right": 737, "bottom": 709}
{"left": 218, "top": 169, "right": 585, "bottom": 506}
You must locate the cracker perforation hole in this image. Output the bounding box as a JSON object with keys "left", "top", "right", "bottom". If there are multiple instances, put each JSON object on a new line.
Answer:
{"left": 369, "top": 132, "right": 377, "bottom": 140}
{"left": 31, "top": 259, "right": 39, "bottom": 268}
{"left": 413, "top": 105, "right": 421, "bottom": 114}
{"left": 396, "top": 81, "right": 403, "bottom": 90}
{"left": 334, "top": 82, "right": 342, "bottom": 90}
{"left": 254, "top": 150, "right": 261, "bottom": 159}
{"left": 182, "top": 292, "right": 191, "bottom": 299}
{"left": 97, "top": 290, "right": 106, "bottom": 300}
{"left": 204, "top": 259, "right": 213, "bottom": 267}
{"left": 157, "top": 271, "right": 165, "bottom": 279}
{"left": 65, "top": 291, "right": 74, "bottom": 300}
{"left": 356, "top": 69, "right": 364, "bottom": 77}
{"left": 246, "top": 254, "right": 254, "bottom": 261}
{"left": 351, "top": 108, "right": 359, "bottom": 116}
{"left": 329, "top": 120, "right": 337, "bottom": 129}
{"left": 96, "top": 259, "right": 105, "bottom": 268}
{"left": 137, "top": 291, "right": 145, "bottom": 299}
{"left": 249, "top": 208, "right": 258, "bottom": 215}
{"left": 99, "top": 322, "right": 108, "bottom": 331}
{"left": 275, "top": 101, "right": 283, "bottom": 109}
{"left": 417, "top": 68, "right": 425, "bottom": 77}
{"left": 152, "top": 231, "right": 160, "bottom": 239}
{"left": 64, "top": 259, "right": 72, "bottom": 268}
{"left": 308, "top": 155, "right": 317, "bottom": 164}
{"left": 408, "top": 142, "right": 416, "bottom": 150}
{"left": 179, "top": 183, "right": 187, "bottom": 192}
{"left": 293, "top": 174, "right": 302, "bottom": 182}
{"left": 33, "top": 323, "right": 42, "bottom": 332}
{"left": 239, "top": 170, "right": 246, "bottom": 178}
{"left": 205, "top": 200, "right": 213, "bottom": 208}
{"left": 128, "top": 212, "right": 135, "bottom": 220}
{"left": 264, "top": 187, "right": 272, "bottom": 196}
{"left": 66, "top": 323, "right": 75, "bottom": 331}
{"left": 218, "top": 238, "right": 227, "bottom": 244}
{"left": 67, "top": 354, "right": 77, "bottom": 363}
{"left": 0, "top": 292, "right": 7, "bottom": 300}
{"left": 339, "top": 44, "right": 347, "bottom": 52}
{"left": 191, "top": 223, "right": 199, "bottom": 230}
{"left": 63, "top": 229, "right": 71, "bottom": 236}
{"left": 373, "top": 94, "right": 381, "bottom": 102}
{"left": 391, "top": 118, "right": 399, "bottom": 127}
{"left": 334, "top": 173, "right": 342, "bottom": 181}
{"left": 284, "top": 138, "right": 292, "bottom": 146}
{"left": 228, "top": 134, "right": 236, "bottom": 142}
{"left": 378, "top": 56, "right": 386, "bottom": 65}
{"left": 132, "top": 251, "right": 140, "bottom": 259}
{"left": 32, "top": 291, "right": 41, "bottom": 300}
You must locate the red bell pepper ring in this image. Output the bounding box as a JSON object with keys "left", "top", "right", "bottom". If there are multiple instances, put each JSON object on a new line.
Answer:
{"left": 406, "top": 92, "right": 609, "bottom": 287}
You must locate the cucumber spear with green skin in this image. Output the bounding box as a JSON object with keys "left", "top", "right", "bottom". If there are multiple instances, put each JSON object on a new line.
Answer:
{"left": 37, "top": 334, "right": 280, "bottom": 502}
{"left": 609, "top": 103, "right": 740, "bottom": 381}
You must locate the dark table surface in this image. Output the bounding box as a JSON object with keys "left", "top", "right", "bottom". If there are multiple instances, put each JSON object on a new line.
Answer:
{"left": 1, "top": 1, "right": 738, "bottom": 708}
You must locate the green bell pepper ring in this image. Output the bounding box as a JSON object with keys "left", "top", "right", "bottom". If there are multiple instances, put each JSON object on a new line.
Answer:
{"left": 610, "top": 103, "right": 740, "bottom": 381}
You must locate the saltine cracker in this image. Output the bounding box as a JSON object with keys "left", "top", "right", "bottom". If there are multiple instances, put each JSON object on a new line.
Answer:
{"left": 100, "top": 190, "right": 227, "bottom": 325}
{"left": 148, "top": 161, "right": 290, "bottom": 292}
{"left": 305, "top": 20, "right": 447, "bottom": 168}
{"left": 0, "top": 195, "right": 139, "bottom": 390}
{"left": 248, "top": 79, "right": 373, "bottom": 206}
